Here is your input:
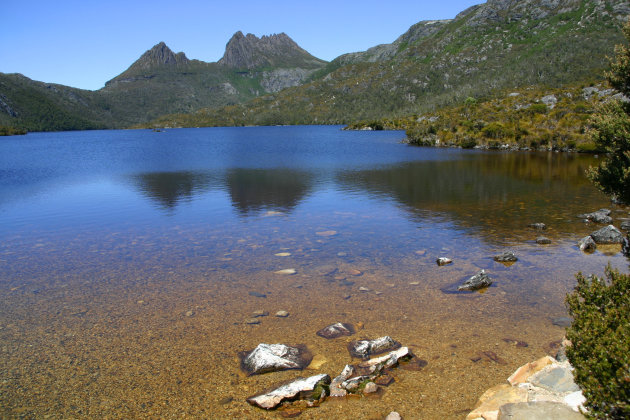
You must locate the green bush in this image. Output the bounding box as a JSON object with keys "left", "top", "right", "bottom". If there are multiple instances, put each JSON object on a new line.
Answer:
{"left": 566, "top": 266, "right": 630, "bottom": 419}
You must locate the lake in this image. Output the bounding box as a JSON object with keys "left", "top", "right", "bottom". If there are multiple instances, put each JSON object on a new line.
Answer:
{"left": 1, "top": 126, "right": 628, "bottom": 419}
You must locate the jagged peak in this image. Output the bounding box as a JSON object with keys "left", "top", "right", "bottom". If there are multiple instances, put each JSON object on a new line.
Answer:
{"left": 218, "top": 31, "right": 325, "bottom": 69}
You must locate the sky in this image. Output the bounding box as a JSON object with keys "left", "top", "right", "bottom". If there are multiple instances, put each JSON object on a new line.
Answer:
{"left": 0, "top": 0, "right": 482, "bottom": 91}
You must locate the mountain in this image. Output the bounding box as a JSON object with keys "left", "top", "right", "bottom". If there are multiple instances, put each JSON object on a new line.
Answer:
{"left": 0, "top": 32, "right": 327, "bottom": 131}
{"left": 1, "top": 0, "right": 629, "bottom": 132}
{"left": 151, "top": 0, "right": 629, "bottom": 127}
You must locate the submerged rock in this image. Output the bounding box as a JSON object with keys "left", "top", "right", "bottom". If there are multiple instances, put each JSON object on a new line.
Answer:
{"left": 348, "top": 336, "right": 401, "bottom": 359}
{"left": 590, "top": 224, "right": 624, "bottom": 244}
{"left": 436, "top": 257, "right": 453, "bottom": 266}
{"left": 246, "top": 374, "right": 331, "bottom": 410}
{"left": 578, "top": 236, "right": 597, "bottom": 252}
{"left": 494, "top": 251, "right": 517, "bottom": 263}
{"left": 458, "top": 270, "right": 493, "bottom": 291}
{"left": 529, "top": 223, "right": 547, "bottom": 230}
{"left": 316, "top": 322, "right": 356, "bottom": 339}
{"left": 536, "top": 236, "right": 552, "bottom": 245}
{"left": 240, "top": 343, "right": 313, "bottom": 376}
{"left": 498, "top": 401, "right": 585, "bottom": 420}
{"left": 578, "top": 208, "right": 612, "bottom": 224}
{"left": 621, "top": 220, "right": 630, "bottom": 231}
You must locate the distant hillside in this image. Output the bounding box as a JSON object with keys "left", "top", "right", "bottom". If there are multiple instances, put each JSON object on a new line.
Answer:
{"left": 0, "top": 32, "right": 327, "bottom": 131}
{"left": 150, "top": 0, "right": 629, "bottom": 127}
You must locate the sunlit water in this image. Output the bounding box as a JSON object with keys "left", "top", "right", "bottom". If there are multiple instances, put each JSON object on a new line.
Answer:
{"left": 1, "top": 126, "right": 628, "bottom": 419}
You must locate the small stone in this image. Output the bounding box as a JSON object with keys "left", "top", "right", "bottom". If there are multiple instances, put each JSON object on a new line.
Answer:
{"left": 252, "top": 310, "right": 269, "bottom": 318}
{"left": 185, "top": 310, "right": 195, "bottom": 317}
{"left": 385, "top": 412, "right": 402, "bottom": 420}
{"left": 415, "top": 250, "right": 426, "bottom": 256}
{"left": 275, "top": 311, "right": 289, "bottom": 318}
{"left": 349, "top": 269, "right": 363, "bottom": 276}
{"left": 316, "top": 230, "right": 337, "bottom": 237}
{"left": 536, "top": 236, "right": 552, "bottom": 245}
{"left": 348, "top": 336, "right": 401, "bottom": 359}
{"left": 494, "top": 251, "right": 517, "bottom": 263}
{"left": 136, "top": 300, "right": 145, "bottom": 305}
{"left": 249, "top": 291, "right": 267, "bottom": 298}
{"left": 337, "top": 252, "right": 347, "bottom": 257}
{"left": 458, "top": 270, "right": 493, "bottom": 291}
{"left": 316, "top": 322, "right": 356, "bottom": 339}
{"left": 436, "top": 257, "right": 453, "bottom": 266}
{"left": 239, "top": 343, "right": 313, "bottom": 376}
{"left": 246, "top": 318, "right": 261, "bottom": 325}
{"left": 359, "top": 286, "right": 370, "bottom": 292}
{"left": 218, "top": 396, "right": 234, "bottom": 405}
{"left": 275, "top": 252, "right": 291, "bottom": 257}
{"left": 375, "top": 291, "right": 383, "bottom": 296}
{"left": 342, "top": 294, "right": 351, "bottom": 300}
{"left": 578, "top": 236, "right": 597, "bottom": 252}
{"left": 409, "top": 281, "right": 420, "bottom": 285}
{"left": 529, "top": 223, "right": 547, "bottom": 230}
{"left": 363, "top": 382, "right": 378, "bottom": 394}
{"left": 246, "top": 374, "right": 331, "bottom": 409}
{"left": 275, "top": 268, "right": 297, "bottom": 275}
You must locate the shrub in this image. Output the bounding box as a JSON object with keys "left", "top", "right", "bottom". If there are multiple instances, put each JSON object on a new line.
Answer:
{"left": 566, "top": 266, "right": 630, "bottom": 419}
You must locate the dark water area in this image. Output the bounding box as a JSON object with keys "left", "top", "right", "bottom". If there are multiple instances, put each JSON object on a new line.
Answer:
{"left": 1, "top": 126, "right": 628, "bottom": 419}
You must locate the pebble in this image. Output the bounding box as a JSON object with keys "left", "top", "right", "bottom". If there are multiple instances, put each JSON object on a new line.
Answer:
{"left": 349, "top": 269, "right": 363, "bottom": 276}
{"left": 375, "top": 291, "right": 383, "bottom": 296}
{"left": 385, "top": 412, "right": 402, "bottom": 420}
{"left": 337, "top": 252, "right": 347, "bottom": 257}
{"left": 436, "top": 257, "right": 453, "bottom": 266}
{"left": 185, "top": 310, "right": 195, "bottom": 317}
{"left": 316, "top": 230, "right": 337, "bottom": 237}
{"left": 275, "top": 268, "right": 297, "bottom": 275}
{"left": 252, "top": 310, "right": 269, "bottom": 318}
{"left": 529, "top": 223, "right": 547, "bottom": 230}
{"left": 359, "top": 287, "right": 370, "bottom": 292}
{"left": 274, "top": 252, "right": 291, "bottom": 257}
{"left": 536, "top": 236, "right": 552, "bottom": 244}
{"left": 275, "top": 311, "right": 289, "bottom": 317}
{"left": 249, "top": 291, "right": 267, "bottom": 298}
{"left": 245, "top": 318, "right": 260, "bottom": 325}
{"left": 342, "top": 294, "right": 352, "bottom": 300}
{"left": 409, "top": 281, "right": 420, "bottom": 286}
{"left": 363, "top": 382, "right": 378, "bottom": 394}
{"left": 415, "top": 250, "right": 426, "bottom": 256}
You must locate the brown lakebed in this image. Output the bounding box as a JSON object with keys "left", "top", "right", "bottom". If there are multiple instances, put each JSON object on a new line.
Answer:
{"left": 1, "top": 126, "right": 628, "bottom": 419}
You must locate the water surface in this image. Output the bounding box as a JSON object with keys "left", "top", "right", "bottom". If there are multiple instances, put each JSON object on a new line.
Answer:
{"left": 1, "top": 126, "right": 628, "bottom": 419}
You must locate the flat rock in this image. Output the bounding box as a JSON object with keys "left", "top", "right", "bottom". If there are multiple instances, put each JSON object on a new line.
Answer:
{"left": 577, "top": 236, "right": 596, "bottom": 252}
{"left": 536, "top": 236, "right": 552, "bottom": 245}
{"left": 240, "top": 343, "right": 313, "bottom": 376}
{"left": 497, "top": 401, "right": 586, "bottom": 420}
{"left": 578, "top": 208, "right": 612, "bottom": 224}
{"left": 466, "top": 384, "right": 528, "bottom": 420}
{"left": 316, "top": 322, "right": 356, "bottom": 339}
{"left": 458, "top": 270, "right": 493, "bottom": 291}
{"left": 246, "top": 374, "right": 331, "bottom": 410}
{"left": 494, "top": 251, "right": 518, "bottom": 263}
{"left": 348, "top": 336, "right": 401, "bottom": 359}
{"left": 436, "top": 257, "right": 453, "bottom": 266}
{"left": 508, "top": 356, "right": 555, "bottom": 386}
{"left": 530, "top": 366, "right": 580, "bottom": 393}
{"left": 590, "top": 224, "right": 624, "bottom": 244}
{"left": 529, "top": 223, "right": 547, "bottom": 230}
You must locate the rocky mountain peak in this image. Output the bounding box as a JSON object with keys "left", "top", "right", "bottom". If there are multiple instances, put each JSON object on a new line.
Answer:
{"left": 218, "top": 31, "right": 325, "bottom": 69}
{"left": 133, "top": 42, "right": 190, "bottom": 70}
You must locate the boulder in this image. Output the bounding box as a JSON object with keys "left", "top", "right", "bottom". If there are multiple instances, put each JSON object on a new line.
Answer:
{"left": 578, "top": 208, "right": 612, "bottom": 224}
{"left": 240, "top": 343, "right": 313, "bottom": 375}
{"left": 316, "top": 322, "right": 356, "bottom": 339}
{"left": 246, "top": 374, "right": 331, "bottom": 409}
{"left": 590, "top": 224, "right": 624, "bottom": 244}
{"left": 494, "top": 251, "right": 517, "bottom": 263}
{"left": 458, "top": 270, "right": 493, "bottom": 291}
{"left": 577, "top": 236, "right": 596, "bottom": 252}
{"left": 348, "top": 336, "right": 401, "bottom": 359}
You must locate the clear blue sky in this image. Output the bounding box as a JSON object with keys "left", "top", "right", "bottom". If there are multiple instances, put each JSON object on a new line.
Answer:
{"left": 0, "top": 0, "right": 482, "bottom": 91}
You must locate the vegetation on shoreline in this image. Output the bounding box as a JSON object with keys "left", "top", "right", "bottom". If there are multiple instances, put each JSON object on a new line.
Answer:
{"left": 347, "top": 82, "right": 623, "bottom": 152}
{"left": 0, "top": 125, "right": 27, "bottom": 136}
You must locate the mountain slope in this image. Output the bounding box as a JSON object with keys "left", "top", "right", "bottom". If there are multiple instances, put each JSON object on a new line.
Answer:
{"left": 0, "top": 33, "right": 327, "bottom": 131}
{"left": 151, "top": 0, "right": 629, "bottom": 127}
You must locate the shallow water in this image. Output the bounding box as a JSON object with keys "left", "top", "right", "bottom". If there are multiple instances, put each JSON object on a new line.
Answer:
{"left": 1, "top": 126, "right": 628, "bottom": 419}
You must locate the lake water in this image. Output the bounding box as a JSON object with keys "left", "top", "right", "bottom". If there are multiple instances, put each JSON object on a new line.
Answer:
{"left": 1, "top": 126, "right": 628, "bottom": 419}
